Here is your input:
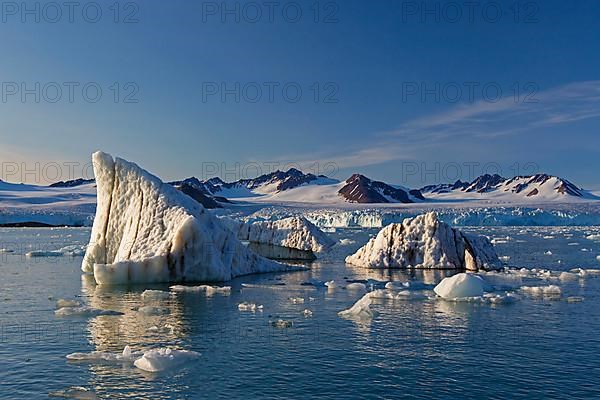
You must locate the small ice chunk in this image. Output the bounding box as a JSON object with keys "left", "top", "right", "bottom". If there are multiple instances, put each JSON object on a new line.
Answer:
{"left": 238, "top": 302, "right": 263, "bottom": 312}
{"left": 346, "top": 282, "right": 367, "bottom": 291}
{"left": 433, "top": 273, "right": 486, "bottom": 300}
{"left": 56, "top": 299, "right": 81, "bottom": 309}
{"left": 544, "top": 251, "right": 553, "bottom": 255}
{"left": 303, "top": 309, "right": 313, "bottom": 317}
{"left": 559, "top": 272, "right": 578, "bottom": 281}
{"left": 289, "top": 297, "right": 305, "bottom": 304}
{"left": 66, "top": 345, "right": 143, "bottom": 362}
{"left": 48, "top": 386, "right": 98, "bottom": 399}
{"left": 499, "top": 256, "right": 511, "bottom": 262}
{"left": 270, "top": 319, "right": 293, "bottom": 328}
{"left": 567, "top": 296, "right": 584, "bottom": 303}
{"left": 586, "top": 234, "right": 600, "bottom": 241}
{"left": 133, "top": 348, "right": 200, "bottom": 373}
{"left": 170, "top": 285, "right": 231, "bottom": 296}
{"left": 137, "top": 306, "right": 169, "bottom": 316}
{"left": 55, "top": 306, "right": 122, "bottom": 317}
{"left": 0, "top": 249, "right": 14, "bottom": 253}
{"left": 141, "top": 290, "right": 171, "bottom": 301}
{"left": 385, "top": 281, "right": 409, "bottom": 290}
{"left": 520, "top": 285, "right": 562, "bottom": 297}
{"left": 325, "top": 280, "right": 337, "bottom": 289}
{"left": 338, "top": 291, "right": 379, "bottom": 320}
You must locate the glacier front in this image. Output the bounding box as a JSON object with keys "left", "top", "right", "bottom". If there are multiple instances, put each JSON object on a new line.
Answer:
{"left": 81, "top": 152, "right": 294, "bottom": 285}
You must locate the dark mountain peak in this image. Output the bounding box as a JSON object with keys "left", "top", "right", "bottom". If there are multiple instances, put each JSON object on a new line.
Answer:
{"left": 49, "top": 178, "right": 95, "bottom": 188}
{"left": 339, "top": 174, "right": 422, "bottom": 204}
{"left": 464, "top": 174, "right": 506, "bottom": 193}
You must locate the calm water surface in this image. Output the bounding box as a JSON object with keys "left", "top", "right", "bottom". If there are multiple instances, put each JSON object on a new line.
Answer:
{"left": 1, "top": 227, "right": 599, "bottom": 399}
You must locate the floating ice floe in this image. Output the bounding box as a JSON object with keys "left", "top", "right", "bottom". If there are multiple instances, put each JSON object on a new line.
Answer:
{"left": 270, "top": 319, "right": 293, "bottom": 328}
{"left": 66, "top": 345, "right": 142, "bottom": 363}
{"left": 303, "top": 309, "right": 313, "bottom": 317}
{"left": 338, "top": 291, "right": 379, "bottom": 320}
{"left": 55, "top": 306, "right": 123, "bottom": 317}
{"left": 433, "top": 273, "right": 486, "bottom": 300}
{"left": 586, "top": 234, "right": 600, "bottom": 241}
{"left": 499, "top": 255, "right": 511, "bottom": 262}
{"left": 133, "top": 348, "right": 201, "bottom": 373}
{"left": 289, "top": 297, "right": 304, "bottom": 304}
{"left": 141, "top": 290, "right": 171, "bottom": 301}
{"left": 238, "top": 302, "right": 263, "bottom": 312}
{"left": 170, "top": 285, "right": 231, "bottom": 296}
{"left": 81, "top": 151, "right": 297, "bottom": 285}
{"left": 26, "top": 245, "right": 87, "bottom": 258}
{"left": 345, "top": 212, "right": 500, "bottom": 271}
{"left": 48, "top": 386, "right": 99, "bottom": 399}
{"left": 137, "top": 306, "right": 170, "bottom": 316}
{"left": 0, "top": 248, "right": 14, "bottom": 253}
{"left": 544, "top": 251, "right": 553, "bottom": 255}
{"left": 520, "top": 285, "right": 562, "bottom": 297}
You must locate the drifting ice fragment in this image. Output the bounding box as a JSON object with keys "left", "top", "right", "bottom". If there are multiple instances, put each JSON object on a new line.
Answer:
{"left": 433, "top": 273, "right": 486, "bottom": 300}
{"left": 338, "top": 292, "right": 379, "bottom": 320}
{"left": 133, "top": 348, "right": 200, "bottom": 373}
{"left": 66, "top": 345, "right": 142, "bottom": 363}
{"left": 55, "top": 306, "right": 123, "bottom": 317}
{"left": 238, "top": 302, "right": 263, "bottom": 312}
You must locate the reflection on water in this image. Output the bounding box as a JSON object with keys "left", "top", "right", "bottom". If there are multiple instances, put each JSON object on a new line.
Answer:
{"left": 2, "top": 226, "right": 600, "bottom": 399}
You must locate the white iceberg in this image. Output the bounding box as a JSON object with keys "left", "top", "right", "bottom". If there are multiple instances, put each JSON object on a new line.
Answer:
{"left": 133, "top": 348, "right": 200, "bottom": 373}
{"left": 345, "top": 212, "right": 500, "bottom": 271}
{"left": 230, "top": 216, "right": 335, "bottom": 253}
{"left": 81, "top": 152, "right": 296, "bottom": 285}
{"left": 433, "top": 273, "right": 486, "bottom": 300}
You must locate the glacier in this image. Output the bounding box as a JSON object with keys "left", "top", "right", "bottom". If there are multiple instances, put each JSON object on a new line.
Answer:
{"left": 81, "top": 152, "right": 296, "bottom": 285}
{"left": 345, "top": 212, "right": 500, "bottom": 271}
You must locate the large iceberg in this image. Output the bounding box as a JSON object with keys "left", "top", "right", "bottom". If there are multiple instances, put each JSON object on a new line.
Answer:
{"left": 81, "top": 152, "right": 294, "bottom": 285}
{"left": 345, "top": 212, "right": 500, "bottom": 271}
{"left": 232, "top": 216, "right": 335, "bottom": 253}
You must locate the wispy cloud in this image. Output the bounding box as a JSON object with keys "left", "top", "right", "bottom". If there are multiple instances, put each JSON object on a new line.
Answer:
{"left": 286, "top": 80, "right": 600, "bottom": 171}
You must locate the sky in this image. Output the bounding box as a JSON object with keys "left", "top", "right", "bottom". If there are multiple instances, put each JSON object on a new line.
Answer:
{"left": 0, "top": 0, "right": 598, "bottom": 189}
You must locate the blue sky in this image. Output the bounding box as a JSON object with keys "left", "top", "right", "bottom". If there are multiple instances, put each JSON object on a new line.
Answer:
{"left": 0, "top": 0, "right": 598, "bottom": 188}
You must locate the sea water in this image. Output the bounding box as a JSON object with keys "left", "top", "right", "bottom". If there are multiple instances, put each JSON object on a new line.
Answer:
{"left": 0, "top": 227, "right": 599, "bottom": 399}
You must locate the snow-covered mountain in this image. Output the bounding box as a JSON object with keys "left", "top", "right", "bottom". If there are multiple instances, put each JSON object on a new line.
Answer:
{"left": 205, "top": 168, "right": 339, "bottom": 198}
{"left": 338, "top": 174, "right": 424, "bottom": 204}
{"left": 421, "top": 174, "right": 598, "bottom": 201}
{"left": 202, "top": 172, "right": 424, "bottom": 205}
